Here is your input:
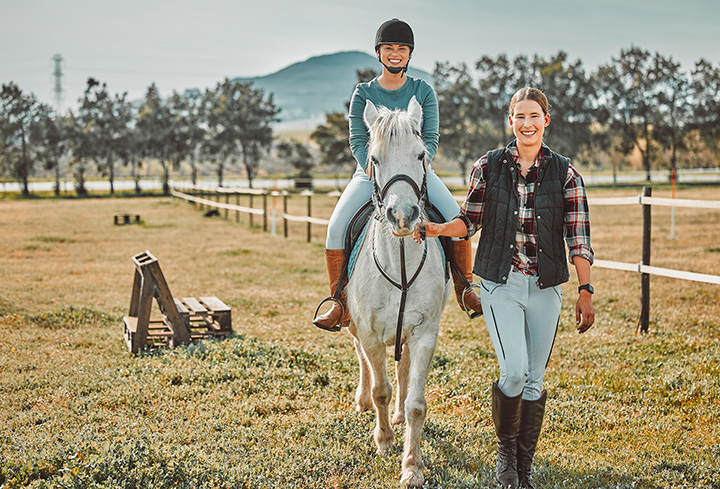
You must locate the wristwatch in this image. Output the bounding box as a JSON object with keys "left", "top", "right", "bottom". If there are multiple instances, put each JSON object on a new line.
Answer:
{"left": 578, "top": 284, "right": 594, "bottom": 295}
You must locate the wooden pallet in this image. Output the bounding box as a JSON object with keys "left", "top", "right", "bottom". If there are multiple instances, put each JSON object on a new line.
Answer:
{"left": 123, "top": 250, "right": 232, "bottom": 353}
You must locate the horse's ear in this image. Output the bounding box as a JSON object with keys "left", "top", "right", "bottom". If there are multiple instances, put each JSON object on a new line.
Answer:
{"left": 407, "top": 96, "right": 423, "bottom": 129}
{"left": 364, "top": 100, "right": 379, "bottom": 129}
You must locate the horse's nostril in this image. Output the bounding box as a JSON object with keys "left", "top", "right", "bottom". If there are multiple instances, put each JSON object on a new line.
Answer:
{"left": 386, "top": 207, "right": 398, "bottom": 226}
{"left": 409, "top": 205, "right": 420, "bottom": 223}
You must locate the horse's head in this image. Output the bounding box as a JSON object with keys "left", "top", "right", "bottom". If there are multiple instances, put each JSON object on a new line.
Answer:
{"left": 364, "top": 96, "right": 427, "bottom": 237}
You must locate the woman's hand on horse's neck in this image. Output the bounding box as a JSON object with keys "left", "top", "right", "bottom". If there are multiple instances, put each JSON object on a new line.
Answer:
{"left": 378, "top": 71, "right": 408, "bottom": 91}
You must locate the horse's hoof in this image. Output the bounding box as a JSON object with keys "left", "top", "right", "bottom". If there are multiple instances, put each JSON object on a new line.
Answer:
{"left": 400, "top": 470, "right": 424, "bottom": 488}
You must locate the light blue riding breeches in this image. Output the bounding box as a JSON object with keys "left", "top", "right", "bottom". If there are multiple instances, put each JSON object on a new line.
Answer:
{"left": 480, "top": 270, "right": 562, "bottom": 402}
{"left": 325, "top": 165, "right": 460, "bottom": 249}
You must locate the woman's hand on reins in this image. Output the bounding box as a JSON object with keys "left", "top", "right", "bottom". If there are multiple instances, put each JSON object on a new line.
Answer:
{"left": 413, "top": 218, "right": 469, "bottom": 244}
{"left": 413, "top": 223, "right": 439, "bottom": 243}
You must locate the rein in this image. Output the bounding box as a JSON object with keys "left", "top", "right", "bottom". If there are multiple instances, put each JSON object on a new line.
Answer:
{"left": 372, "top": 231, "right": 428, "bottom": 361}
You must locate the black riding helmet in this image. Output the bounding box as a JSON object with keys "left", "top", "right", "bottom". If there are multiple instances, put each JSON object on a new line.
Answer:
{"left": 374, "top": 18, "right": 414, "bottom": 53}
{"left": 375, "top": 18, "right": 414, "bottom": 75}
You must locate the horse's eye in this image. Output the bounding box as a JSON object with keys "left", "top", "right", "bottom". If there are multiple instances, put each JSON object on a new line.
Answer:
{"left": 370, "top": 156, "right": 379, "bottom": 165}
{"left": 417, "top": 153, "right": 425, "bottom": 162}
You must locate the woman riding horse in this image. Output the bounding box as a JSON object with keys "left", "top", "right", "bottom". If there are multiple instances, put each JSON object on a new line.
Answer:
{"left": 313, "top": 18, "right": 482, "bottom": 331}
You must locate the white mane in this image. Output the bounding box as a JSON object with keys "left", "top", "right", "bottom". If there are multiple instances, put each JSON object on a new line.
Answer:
{"left": 367, "top": 107, "right": 425, "bottom": 160}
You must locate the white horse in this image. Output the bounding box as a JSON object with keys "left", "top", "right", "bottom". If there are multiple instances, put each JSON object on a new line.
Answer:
{"left": 345, "top": 97, "right": 451, "bottom": 487}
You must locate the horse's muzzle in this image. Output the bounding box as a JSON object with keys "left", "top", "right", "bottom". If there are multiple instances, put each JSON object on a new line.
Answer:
{"left": 386, "top": 203, "right": 420, "bottom": 236}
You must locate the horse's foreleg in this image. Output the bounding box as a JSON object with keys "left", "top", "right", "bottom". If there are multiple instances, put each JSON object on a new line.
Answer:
{"left": 352, "top": 336, "right": 373, "bottom": 413}
{"left": 400, "top": 335, "right": 437, "bottom": 488}
{"left": 393, "top": 346, "right": 410, "bottom": 425}
{"left": 362, "top": 340, "right": 394, "bottom": 455}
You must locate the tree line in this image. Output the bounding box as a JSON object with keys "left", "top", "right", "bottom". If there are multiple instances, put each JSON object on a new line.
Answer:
{"left": 434, "top": 47, "right": 720, "bottom": 183}
{"left": 2, "top": 47, "right": 719, "bottom": 196}
{"left": 1, "top": 78, "right": 281, "bottom": 196}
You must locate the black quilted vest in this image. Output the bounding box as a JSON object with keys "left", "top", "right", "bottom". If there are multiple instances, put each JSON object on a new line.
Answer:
{"left": 474, "top": 146, "right": 570, "bottom": 289}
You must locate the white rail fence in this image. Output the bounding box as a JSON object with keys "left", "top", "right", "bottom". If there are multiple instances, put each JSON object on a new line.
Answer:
{"left": 173, "top": 185, "right": 720, "bottom": 332}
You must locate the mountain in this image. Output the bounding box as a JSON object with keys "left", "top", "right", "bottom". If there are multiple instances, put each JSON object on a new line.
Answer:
{"left": 232, "top": 51, "right": 434, "bottom": 130}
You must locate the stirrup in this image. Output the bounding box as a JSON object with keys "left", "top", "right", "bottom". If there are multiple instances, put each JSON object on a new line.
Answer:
{"left": 312, "top": 296, "right": 345, "bottom": 332}
{"left": 461, "top": 283, "right": 483, "bottom": 319}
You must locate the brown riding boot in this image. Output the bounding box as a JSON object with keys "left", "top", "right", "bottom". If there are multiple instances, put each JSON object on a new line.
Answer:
{"left": 516, "top": 390, "right": 547, "bottom": 489}
{"left": 313, "top": 249, "right": 351, "bottom": 332}
{"left": 451, "top": 239, "right": 483, "bottom": 317}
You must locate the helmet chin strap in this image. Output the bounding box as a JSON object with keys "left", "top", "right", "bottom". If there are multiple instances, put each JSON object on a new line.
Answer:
{"left": 378, "top": 57, "right": 409, "bottom": 76}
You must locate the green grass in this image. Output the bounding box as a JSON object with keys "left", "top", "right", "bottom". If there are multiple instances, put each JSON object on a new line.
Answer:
{"left": 1, "top": 190, "right": 719, "bottom": 488}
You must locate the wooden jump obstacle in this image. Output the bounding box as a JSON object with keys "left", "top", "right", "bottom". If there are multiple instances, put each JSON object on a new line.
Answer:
{"left": 123, "top": 250, "right": 232, "bottom": 353}
{"left": 114, "top": 213, "right": 142, "bottom": 225}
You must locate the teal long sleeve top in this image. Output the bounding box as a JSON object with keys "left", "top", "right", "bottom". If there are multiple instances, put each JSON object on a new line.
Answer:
{"left": 348, "top": 76, "right": 439, "bottom": 171}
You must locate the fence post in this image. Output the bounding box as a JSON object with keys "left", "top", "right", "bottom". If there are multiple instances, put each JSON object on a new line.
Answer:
{"left": 224, "top": 192, "right": 229, "bottom": 220}
{"left": 263, "top": 193, "right": 268, "bottom": 232}
{"left": 235, "top": 193, "right": 240, "bottom": 223}
{"left": 249, "top": 194, "right": 254, "bottom": 228}
{"left": 283, "top": 193, "right": 288, "bottom": 238}
{"left": 306, "top": 192, "right": 312, "bottom": 243}
{"left": 639, "top": 186, "right": 652, "bottom": 333}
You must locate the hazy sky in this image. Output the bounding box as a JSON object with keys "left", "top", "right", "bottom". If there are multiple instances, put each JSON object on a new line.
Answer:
{"left": 2, "top": 0, "right": 718, "bottom": 111}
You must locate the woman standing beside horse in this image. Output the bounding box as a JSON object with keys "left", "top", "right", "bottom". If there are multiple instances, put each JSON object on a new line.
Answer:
{"left": 313, "top": 18, "right": 482, "bottom": 332}
{"left": 415, "top": 87, "right": 595, "bottom": 489}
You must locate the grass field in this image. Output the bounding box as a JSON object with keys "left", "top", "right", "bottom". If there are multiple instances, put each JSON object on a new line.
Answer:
{"left": 1, "top": 186, "right": 719, "bottom": 488}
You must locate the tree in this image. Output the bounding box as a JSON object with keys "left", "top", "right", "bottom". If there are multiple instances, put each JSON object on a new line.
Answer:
{"left": 474, "top": 54, "right": 525, "bottom": 144}
{"left": 28, "top": 103, "right": 67, "bottom": 196}
{"left": 110, "top": 95, "right": 141, "bottom": 194}
{"left": 0, "top": 83, "right": 36, "bottom": 196}
{"left": 595, "top": 47, "right": 662, "bottom": 181}
{"left": 204, "top": 79, "right": 279, "bottom": 188}
{"left": 64, "top": 110, "right": 90, "bottom": 196}
{"left": 310, "top": 112, "right": 354, "bottom": 182}
{"left": 528, "top": 52, "right": 597, "bottom": 159}
{"left": 434, "top": 61, "right": 493, "bottom": 183}
{"left": 175, "top": 90, "right": 205, "bottom": 185}
{"left": 691, "top": 59, "right": 720, "bottom": 164}
{"left": 137, "top": 83, "right": 174, "bottom": 194}
{"left": 72, "top": 78, "right": 130, "bottom": 195}
{"left": 165, "top": 91, "right": 203, "bottom": 187}
{"left": 652, "top": 54, "right": 693, "bottom": 179}
{"left": 277, "top": 139, "right": 315, "bottom": 186}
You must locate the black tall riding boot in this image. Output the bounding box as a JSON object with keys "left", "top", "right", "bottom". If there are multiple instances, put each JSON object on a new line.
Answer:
{"left": 492, "top": 382, "right": 522, "bottom": 488}
{"left": 516, "top": 390, "right": 547, "bottom": 489}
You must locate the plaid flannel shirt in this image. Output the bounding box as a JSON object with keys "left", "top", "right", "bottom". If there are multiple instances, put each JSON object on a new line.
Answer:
{"left": 460, "top": 142, "right": 594, "bottom": 276}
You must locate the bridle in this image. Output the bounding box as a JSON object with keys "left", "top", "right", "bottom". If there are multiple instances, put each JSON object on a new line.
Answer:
{"left": 369, "top": 137, "right": 428, "bottom": 220}
{"left": 369, "top": 137, "right": 430, "bottom": 361}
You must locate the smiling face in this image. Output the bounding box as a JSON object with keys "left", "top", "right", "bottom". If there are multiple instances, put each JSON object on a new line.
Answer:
{"left": 509, "top": 99, "right": 550, "bottom": 149}
{"left": 377, "top": 44, "right": 411, "bottom": 71}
